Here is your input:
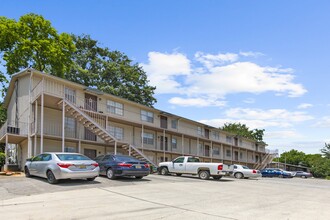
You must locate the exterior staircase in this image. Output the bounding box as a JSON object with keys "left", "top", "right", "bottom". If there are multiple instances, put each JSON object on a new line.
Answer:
{"left": 61, "top": 99, "right": 157, "bottom": 167}
{"left": 254, "top": 152, "right": 277, "bottom": 170}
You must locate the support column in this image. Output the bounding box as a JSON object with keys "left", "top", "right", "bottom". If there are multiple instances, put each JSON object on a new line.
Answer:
{"left": 141, "top": 124, "right": 144, "bottom": 152}
{"left": 78, "top": 140, "right": 81, "bottom": 153}
{"left": 197, "top": 138, "right": 199, "bottom": 156}
{"left": 246, "top": 149, "right": 248, "bottom": 165}
{"left": 114, "top": 141, "right": 117, "bottom": 155}
{"left": 129, "top": 145, "right": 131, "bottom": 156}
{"left": 5, "top": 134, "right": 8, "bottom": 165}
{"left": 181, "top": 134, "right": 184, "bottom": 156}
{"left": 231, "top": 145, "right": 233, "bottom": 164}
{"left": 210, "top": 141, "right": 213, "bottom": 162}
{"left": 62, "top": 101, "right": 65, "bottom": 152}
{"left": 40, "top": 93, "right": 44, "bottom": 153}
{"left": 163, "top": 129, "right": 165, "bottom": 161}
{"left": 34, "top": 99, "right": 38, "bottom": 156}
{"left": 220, "top": 144, "right": 223, "bottom": 161}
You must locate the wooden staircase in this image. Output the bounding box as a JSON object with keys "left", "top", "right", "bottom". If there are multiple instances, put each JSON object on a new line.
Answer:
{"left": 254, "top": 153, "right": 276, "bottom": 170}
{"left": 61, "top": 99, "right": 157, "bottom": 167}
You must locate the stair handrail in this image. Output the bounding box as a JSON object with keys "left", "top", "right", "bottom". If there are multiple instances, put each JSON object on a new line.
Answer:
{"left": 129, "top": 144, "right": 157, "bottom": 167}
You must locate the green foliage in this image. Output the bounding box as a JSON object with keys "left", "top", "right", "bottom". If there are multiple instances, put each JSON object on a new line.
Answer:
{"left": 0, "top": 13, "right": 75, "bottom": 77}
{"left": 277, "top": 149, "right": 330, "bottom": 178}
{"left": 0, "top": 104, "right": 6, "bottom": 126}
{"left": 279, "top": 149, "right": 306, "bottom": 165}
{"left": 66, "top": 34, "right": 156, "bottom": 107}
{"left": 221, "top": 122, "right": 265, "bottom": 142}
{"left": 0, "top": 152, "right": 5, "bottom": 167}
{"left": 321, "top": 143, "right": 330, "bottom": 159}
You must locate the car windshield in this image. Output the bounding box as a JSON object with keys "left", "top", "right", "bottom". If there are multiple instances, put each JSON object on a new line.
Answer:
{"left": 114, "top": 155, "right": 140, "bottom": 162}
{"left": 56, "top": 154, "right": 91, "bottom": 161}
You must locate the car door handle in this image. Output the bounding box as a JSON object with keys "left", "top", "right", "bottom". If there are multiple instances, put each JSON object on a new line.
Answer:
{"left": 179, "top": 164, "right": 183, "bottom": 166}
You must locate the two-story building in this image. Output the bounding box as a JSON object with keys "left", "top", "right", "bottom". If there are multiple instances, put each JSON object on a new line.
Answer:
{"left": 0, "top": 68, "right": 269, "bottom": 171}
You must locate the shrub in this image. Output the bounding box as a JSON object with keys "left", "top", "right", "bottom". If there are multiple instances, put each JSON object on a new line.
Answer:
{"left": 0, "top": 152, "right": 5, "bottom": 168}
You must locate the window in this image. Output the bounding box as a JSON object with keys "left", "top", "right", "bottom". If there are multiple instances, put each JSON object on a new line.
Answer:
{"left": 143, "top": 132, "right": 154, "bottom": 145}
{"left": 106, "top": 100, "right": 123, "bottom": 115}
{"left": 173, "top": 157, "right": 184, "bottom": 163}
{"left": 187, "top": 157, "right": 200, "bottom": 163}
{"left": 171, "top": 119, "right": 178, "bottom": 129}
{"left": 239, "top": 140, "right": 243, "bottom": 146}
{"left": 65, "top": 87, "right": 76, "bottom": 103}
{"left": 42, "top": 154, "right": 52, "bottom": 161}
{"left": 141, "top": 110, "right": 154, "bottom": 123}
{"left": 212, "top": 131, "right": 220, "bottom": 140}
{"left": 226, "top": 136, "right": 232, "bottom": 144}
{"left": 198, "top": 143, "right": 204, "bottom": 155}
{"left": 171, "top": 138, "right": 177, "bottom": 149}
{"left": 197, "top": 126, "right": 204, "bottom": 136}
{"left": 107, "top": 125, "right": 124, "bottom": 140}
{"left": 102, "top": 155, "right": 114, "bottom": 161}
{"left": 226, "top": 149, "right": 231, "bottom": 157}
{"left": 213, "top": 147, "right": 220, "bottom": 155}
{"left": 65, "top": 117, "right": 76, "bottom": 138}
{"left": 64, "top": 146, "right": 77, "bottom": 153}
{"left": 240, "top": 152, "right": 243, "bottom": 159}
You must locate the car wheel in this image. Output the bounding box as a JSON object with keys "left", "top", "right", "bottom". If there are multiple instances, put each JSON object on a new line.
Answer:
{"left": 160, "top": 167, "right": 169, "bottom": 175}
{"left": 176, "top": 173, "right": 182, "bottom": 176}
{"left": 135, "top": 176, "right": 143, "bottom": 179}
{"left": 106, "top": 168, "right": 117, "bottom": 180}
{"left": 301, "top": 175, "right": 306, "bottom": 178}
{"left": 24, "top": 167, "right": 31, "bottom": 177}
{"left": 198, "top": 170, "right": 210, "bottom": 180}
{"left": 234, "top": 172, "right": 244, "bottom": 179}
{"left": 278, "top": 174, "right": 284, "bottom": 178}
{"left": 46, "top": 170, "right": 58, "bottom": 184}
{"left": 213, "top": 176, "right": 222, "bottom": 180}
{"left": 87, "top": 177, "right": 96, "bottom": 181}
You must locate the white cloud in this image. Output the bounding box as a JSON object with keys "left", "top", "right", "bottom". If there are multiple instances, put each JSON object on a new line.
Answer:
{"left": 225, "top": 108, "right": 314, "bottom": 122}
{"left": 264, "top": 130, "right": 302, "bottom": 139}
{"left": 142, "top": 52, "right": 191, "bottom": 94}
{"left": 243, "top": 98, "right": 255, "bottom": 104}
{"left": 169, "top": 97, "right": 226, "bottom": 107}
{"left": 313, "top": 116, "right": 330, "bottom": 128}
{"left": 142, "top": 51, "right": 307, "bottom": 107}
{"left": 195, "top": 52, "right": 238, "bottom": 69}
{"left": 239, "top": 51, "right": 264, "bottom": 57}
{"left": 199, "top": 118, "right": 289, "bottom": 129}
{"left": 297, "top": 103, "right": 313, "bottom": 109}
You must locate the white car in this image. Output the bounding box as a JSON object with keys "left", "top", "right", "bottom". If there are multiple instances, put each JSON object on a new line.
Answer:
{"left": 233, "top": 164, "right": 262, "bottom": 179}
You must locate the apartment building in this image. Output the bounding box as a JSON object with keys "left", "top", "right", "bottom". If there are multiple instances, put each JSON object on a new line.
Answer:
{"left": 0, "top": 68, "right": 268, "bottom": 171}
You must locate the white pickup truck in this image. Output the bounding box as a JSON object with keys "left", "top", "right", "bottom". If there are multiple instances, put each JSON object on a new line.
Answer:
{"left": 158, "top": 156, "right": 233, "bottom": 180}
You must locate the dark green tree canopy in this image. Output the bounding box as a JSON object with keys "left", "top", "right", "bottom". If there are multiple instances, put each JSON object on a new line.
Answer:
{"left": 0, "top": 13, "right": 75, "bottom": 77}
{"left": 66, "top": 34, "right": 156, "bottom": 107}
{"left": 221, "top": 122, "right": 265, "bottom": 142}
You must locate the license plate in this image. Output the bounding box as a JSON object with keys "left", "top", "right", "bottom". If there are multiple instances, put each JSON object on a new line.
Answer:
{"left": 79, "top": 165, "right": 86, "bottom": 169}
{"left": 135, "top": 165, "right": 141, "bottom": 169}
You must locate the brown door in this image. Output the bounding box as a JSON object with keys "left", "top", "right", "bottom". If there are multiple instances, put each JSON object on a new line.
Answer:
{"left": 160, "top": 136, "right": 168, "bottom": 151}
{"left": 85, "top": 93, "right": 97, "bottom": 112}
{"left": 160, "top": 116, "right": 168, "bottom": 129}
{"left": 205, "top": 145, "right": 210, "bottom": 157}
{"left": 84, "top": 149, "right": 97, "bottom": 159}
{"left": 205, "top": 129, "right": 209, "bottom": 139}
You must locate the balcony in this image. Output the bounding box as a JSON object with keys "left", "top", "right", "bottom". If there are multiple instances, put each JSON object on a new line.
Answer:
{"left": 0, "top": 121, "right": 28, "bottom": 144}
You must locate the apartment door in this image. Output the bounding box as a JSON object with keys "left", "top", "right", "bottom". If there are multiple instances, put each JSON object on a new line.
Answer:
{"left": 84, "top": 149, "right": 97, "bottom": 159}
{"left": 160, "top": 136, "right": 168, "bottom": 151}
{"left": 234, "top": 151, "right": 239, "bottom": 161}
{"left": 204, "top": 129, "right": 209, "bottom": 139}
{"left": 234, "top": 138, "right": 238, "bottom": 146}
{"left": 204, "top": 145, "right": 210, "bottom": 157}
{"left": 85, "top": 93, "right": 97, "bottom": 112}
{"left": 160, "top": 116, "right": 168, "bottom": 129}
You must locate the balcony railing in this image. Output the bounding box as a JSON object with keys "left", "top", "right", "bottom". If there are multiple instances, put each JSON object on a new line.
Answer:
{"left": 0, "top": 120, "right": 29, "bottom": 138}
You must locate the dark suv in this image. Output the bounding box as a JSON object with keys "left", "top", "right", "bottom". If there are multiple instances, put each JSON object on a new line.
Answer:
{"left": 94, "top": 154, "right": 150, "bottom": 180}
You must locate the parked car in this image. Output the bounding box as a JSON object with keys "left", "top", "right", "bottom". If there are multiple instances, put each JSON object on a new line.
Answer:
{"left": 94, "top": 154, "right": 150, "bottom": 180}
{"left": 158, "top": 156, "right": 233, "bottom": 180}
{"left": 24, "top": 152, "right": 99, "bottom": 184}
{"left": 261, "top": 168, "right": 292, "bottom": 178}
{"left": 232, "top": 164, "right": 262, "bottom": 179}
{"left": 292, "top": 171, "right": 313, "bottom": 178}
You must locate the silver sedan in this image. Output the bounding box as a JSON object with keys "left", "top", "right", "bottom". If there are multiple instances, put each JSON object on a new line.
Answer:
{"left": 24, "top": 152, "right": 100, "bottom": 184}
{"left": 233, "top": 164, "right": 262, "bottom": 179}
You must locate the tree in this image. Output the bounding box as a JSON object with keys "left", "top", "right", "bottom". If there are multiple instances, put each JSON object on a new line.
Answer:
{"left": 0, "top": 152, "right": 5, "bottom": 169}
{"left": 278, "top": 149, "right": 306, "bottom": 165}
{"left": 221, "top": 122, "right": 264, "bottom": 142}
{"left": 66, "top": 35, "right": 156, "bottom": 107}
{"left": 0, "top": 13, "right": 75, "bottom": 77}
{"left": 321, "top": 143, "right": 330, "bottom": 159}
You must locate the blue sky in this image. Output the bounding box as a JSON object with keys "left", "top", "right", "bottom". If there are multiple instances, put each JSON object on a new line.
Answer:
{"left": 1, "top": 0, "right": 329, "bottom": 154}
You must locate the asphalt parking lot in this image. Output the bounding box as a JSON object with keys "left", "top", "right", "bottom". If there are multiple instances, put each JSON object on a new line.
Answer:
{"left": 1, "top": 174, "right": 330, "bottom": 220}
